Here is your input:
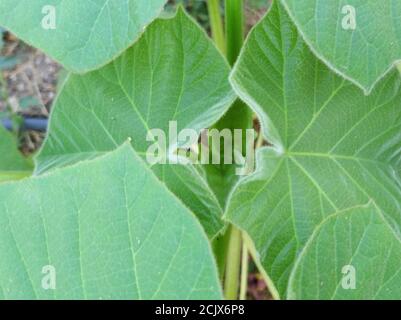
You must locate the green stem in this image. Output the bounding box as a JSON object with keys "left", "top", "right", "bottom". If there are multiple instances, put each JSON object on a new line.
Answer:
{"left": 224, "top": 226, "right": 242, "bottom": 300}
{"left": 207, "top": 0, "right": 231, "bottom": 279}
{"left": 212, "top": 228, "right": 231, "bottom": 279}
{"left": 239, "top": 240, "right": 249, "bottom": 300}
{"left": 219, "top": 1, "right": 252, "bottom": 300}
{"left": 225, "top": 0, "right": 244, "bottom": 66}
{"left": 216, "top": 0, "right": 253, "bottom": 137}
{"left": 207, "top": 0, "right": 226, "bottom": 54}
{"left": 207, "top": 0, "right": 253, "bottom": 299}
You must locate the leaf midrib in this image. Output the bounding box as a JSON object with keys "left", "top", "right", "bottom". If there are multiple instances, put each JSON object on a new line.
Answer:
{"left": 259, "top": 146, "right": 401, "bottom": 241}
{"left": 287, "top": 151, "right": 394, "bottom": 167}
{"left": 286, "top": 202, "right": 401, "bottom": 299}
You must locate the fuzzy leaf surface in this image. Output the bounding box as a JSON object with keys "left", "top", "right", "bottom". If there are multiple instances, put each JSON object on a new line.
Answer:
{"left": 0, "top": 144, "right": 222, "bottom": 299}
{"left": 281, "top": 0, "right": 401, "bottom": 93}
{"left": 36, "top": 10, "right": 236, "bottom": 237}
{"left": 0, "top": 0, "right": 167, "bottom": 72}
{"left": 228, "top": 1, "right": 401, "bottom": 299}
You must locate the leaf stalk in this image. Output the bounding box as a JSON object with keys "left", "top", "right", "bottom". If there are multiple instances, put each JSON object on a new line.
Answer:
{"left": 223, "top": 226, "right": 242, "bottom": 300}
{"left": 207, "top": 0, "right": 226, "bottom": 54}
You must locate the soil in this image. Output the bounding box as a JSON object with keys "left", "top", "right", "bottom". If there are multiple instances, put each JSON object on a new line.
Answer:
{"left": 0, "top": 32, "right": 60, "bottom": 154}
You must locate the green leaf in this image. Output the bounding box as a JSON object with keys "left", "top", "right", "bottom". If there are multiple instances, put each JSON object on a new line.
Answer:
{"left": 0, "top": 125, "right": 32, "bottom": 182}
{"left": 0, "top": 144, "right": 222, "bottom": 299}
{"left": 0, "top": 0, "right": 167, "bottom": 73}
{"left": 152, "top": 164, "right": 225, "bottom": 238}
{"left": 35, "top": 9, "right": 235, "bottom": 238}
{"left": 280, "top": 0, "right": 401, "bottom": 94}
{"left": 227, "top": 1, "right": 401, "bottom": 299}
{"left": 287, "top": 203, "right": 401, "bottom": 300}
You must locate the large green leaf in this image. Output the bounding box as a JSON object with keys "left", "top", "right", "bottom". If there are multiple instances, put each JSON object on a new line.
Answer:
{"left": 0, "top": 143, "right": 222, "bottom": 299}
{"left": 0, "top": 0, "right": 167, "bottom": 73}
{"left": 152, "top": 164, "right": 225, "bottom": 238}
{"left": 280, "top": 0, "right": 401, "bottom": 94}
{"left": 227, "top": 0, "right": 401, "bottom": 299}
{"left": 35, "top": 9, "right": 235, "bottom": 238}
{"left": 287, "top": 203, "right": 401, "bottom": 300}
{"left": 0, "top": 125, "right": 32, "bottom": 182}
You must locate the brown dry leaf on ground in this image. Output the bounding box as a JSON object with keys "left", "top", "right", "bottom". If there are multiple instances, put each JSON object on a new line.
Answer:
{"left": 0, "top": 35, "right": 60, "bottom": 115}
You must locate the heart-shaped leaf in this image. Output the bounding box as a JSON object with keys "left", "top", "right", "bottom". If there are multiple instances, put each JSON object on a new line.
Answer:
{"left": 35, "top": 9, "right": 235, "bottom": 238}
{"left": 280, "top": 0, "right": 401, "bottom": 94}
{"left": 0, "top": 144, "right": 222, "bottom": 299}
{"left": 227, "top": 1, "right": 401, "bottom": 299}
{"left": 0, "top": 0, "right": 167, "bottom": 72}
{"left": 0, "top": 126, "right": 32, "bottom": 182}
{"left": 287, "top": 203, "right": 401, "bottom": 299}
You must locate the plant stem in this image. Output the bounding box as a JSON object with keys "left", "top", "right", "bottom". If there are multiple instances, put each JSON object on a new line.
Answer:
{"left": 207, "top": 0, "right": 226, "bottom": 54}
{"left": 239, "top": 240, "right": 249, "bottom": 300}
{"left": 207, "top": 0, "right": 253, "bottom": 299}
{"left": 225, "top": 0, "right": 244, "bottom": 66}
{"left": 224, "top": 226, "right": 242, "bottom": 300}
{"left": 207, "top": 0, "right": 231, "bottom": 279}
{"left": 220, "top": 1, "right": 253, "bottom": 300}
{"left": 216, "top": 0, "right": 253, "bottom": 140}
{"left": 212, "top": 228, "right": 232, "bottom": 279}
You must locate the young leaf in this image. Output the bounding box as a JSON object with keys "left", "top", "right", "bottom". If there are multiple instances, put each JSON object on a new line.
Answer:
{"left": 287, "top": 203, "right": 401, "bottom": 300}
{"left": 0, "top": 0, "right": 167, "bottom": 73}
{"left": 227, "top": 0, "right": 401, "bottom": 299}
{"left": 0, "top": 144, "right": 222, "bottom": 299}
{"left": 0, "top": 125, "right": 32, "bottom": 182}
{"left": 35, "top": 9, "right": 236, "bottom": 238}
{"left": 280, "top": 0, "right": 401, "bottom": 94}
